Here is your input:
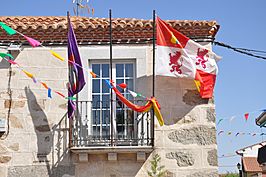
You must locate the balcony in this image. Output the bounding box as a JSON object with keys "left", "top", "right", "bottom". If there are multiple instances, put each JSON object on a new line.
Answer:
{"left": 70, "top": 99, "right": 154, "bottom": 154}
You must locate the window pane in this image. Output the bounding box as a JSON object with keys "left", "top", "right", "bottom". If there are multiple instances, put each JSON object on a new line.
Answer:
{"left": 116, "top": 64, "right": 124, "bottom": 77}
{"left": 93, "top": 126, "right": 100, "bottom": 137}
{"left": 116, "top": 110, "right": 124, "bottom": 124}
{"left": 125, "top": 64, "right": 133, "bottom": 77}
{"left": 102, "top": 110, "right": 110, "bottom": 124}
{"left": 92, "top": 95, "right": 100, "bottom": 108}
{"left": 116, "top": 99, "right": 124, "bottom": 109}
{"left": 126, "top": 109, "right": 134, "bottom": 124}
{"left": 92, "top": 64, "right": 100, "bottom": 76}
{"left": 125, "top": 94, "right": 133, "bottom": 101}
{"left": 102, "top": 95, "right": 110, "bottom": 108}
{"left": 126, "top": 79, "right": 133, "bottom": 90}
{"left": 102, "top": 64, "right": 109, "bottom": 77}
{"left": 92, "top": 110, "right": 100, "bottom": 124}
{"left": 102, "top": 79, "right": 110, "bottom": 93}
{"left": 102, "top": 126, "right": 110, "bottom": 137}
{"left": 92, "top": 79, "right": 100, "bottom": 93}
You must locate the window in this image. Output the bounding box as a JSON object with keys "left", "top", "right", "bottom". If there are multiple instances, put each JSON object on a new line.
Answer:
{"left": 90, "top": 61, "right": 135, "bottom": 140}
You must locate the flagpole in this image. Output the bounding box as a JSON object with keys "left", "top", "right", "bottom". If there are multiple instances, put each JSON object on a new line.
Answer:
{"left": 67, "top": 11, "right": 73, "bottom": 148}
{"left": 109, "top": 9, "right": 114, "bottom": 146}
{"left": 151, "top": 10, "right": 156, "bottom": 146}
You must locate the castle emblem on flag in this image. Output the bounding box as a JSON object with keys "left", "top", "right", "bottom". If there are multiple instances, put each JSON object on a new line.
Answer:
{"left": 195, "top": 48, "right": 209, "bottom": 69}
{"left": 169, "top": 51, "right": 183, "bottom": 74}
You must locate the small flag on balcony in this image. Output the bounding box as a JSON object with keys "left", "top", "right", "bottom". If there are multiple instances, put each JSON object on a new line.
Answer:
{"left": 67, "top": 12, "right": 86, "bottom": 118}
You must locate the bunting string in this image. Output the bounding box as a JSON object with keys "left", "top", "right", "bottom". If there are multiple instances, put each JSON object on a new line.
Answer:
{"left": 0, "top": 22, "right": 65, "bottom": 61}
{"left": 217, "top": 130, "right": 266, "bottom": 137}
{"left": 0, "top": 22, "right": 149, "bottom": 101}
{"left": 0, "top": 54, "right": 69, "bottom": 99}
{"left": 216, "top": 110, "right": 265, "bottom": 126}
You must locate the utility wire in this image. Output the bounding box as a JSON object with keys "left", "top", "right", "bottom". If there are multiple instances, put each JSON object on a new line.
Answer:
{"left": 214, "top": 41, "right": 266, "bottom": 60}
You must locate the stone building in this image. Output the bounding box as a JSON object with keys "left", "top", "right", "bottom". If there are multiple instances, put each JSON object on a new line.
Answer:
{"left": 0, "top": 16, "right": 219, "bottom": 177}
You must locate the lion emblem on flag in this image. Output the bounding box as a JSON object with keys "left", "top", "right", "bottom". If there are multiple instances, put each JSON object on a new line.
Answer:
{"left": 169, "top": 51, "right": 183, "bottom": 74}
{"left": 195, "top": 48, "right": 209, "bottom": 69}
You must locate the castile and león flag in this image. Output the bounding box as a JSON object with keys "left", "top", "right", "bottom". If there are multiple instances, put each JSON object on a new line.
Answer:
{"left": 156, "top": 16, "right": 220, "bottom": 98}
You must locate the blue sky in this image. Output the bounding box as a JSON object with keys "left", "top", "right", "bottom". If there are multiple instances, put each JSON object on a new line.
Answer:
{"left": 1, "top": 0, "right": 266, "bottom": 173}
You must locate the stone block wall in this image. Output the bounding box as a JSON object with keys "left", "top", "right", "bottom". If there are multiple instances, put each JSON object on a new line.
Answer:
{"left": 0, "top": 47, "right": 74, "bottom": 177}
{"left": 0, "top": 44, "right": 218, "bottom": 177}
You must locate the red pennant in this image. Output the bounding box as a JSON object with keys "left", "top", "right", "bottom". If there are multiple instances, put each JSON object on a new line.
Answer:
{"left": 244, "top": 113, "right": 249, "bottom": 121}
{"left": 54, "top": 91, "right": 65, "bottom": 98}
{"left": 118, "top": 83, "right": 127, "bottom": 89}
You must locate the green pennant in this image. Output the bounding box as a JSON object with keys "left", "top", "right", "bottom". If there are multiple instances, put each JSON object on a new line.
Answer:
{"left": 66, "top": 97, "right": 76, "bottom": 101}
{"left": 0, "top": 22, "right": 17, "bottom": 35}
{"left": 0, "top": 53, "right": 14, "bottom": 59}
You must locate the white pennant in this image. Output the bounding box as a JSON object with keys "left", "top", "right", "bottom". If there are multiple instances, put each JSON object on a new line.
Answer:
{"left": 128, "top": 90, "right": 138, "bottom": 98}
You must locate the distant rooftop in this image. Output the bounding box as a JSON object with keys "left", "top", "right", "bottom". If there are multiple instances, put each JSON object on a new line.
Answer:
{"left": 0, "top": 16, "right": 219, "bottom": 45}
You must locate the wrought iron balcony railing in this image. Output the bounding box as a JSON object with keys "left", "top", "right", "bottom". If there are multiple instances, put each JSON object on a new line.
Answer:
{"left": 70, "top": 100, "right": 153, "bottom": 147}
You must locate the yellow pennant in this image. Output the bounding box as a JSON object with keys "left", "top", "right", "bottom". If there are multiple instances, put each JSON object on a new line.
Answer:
{"left": 150, "top": 98, "right": 164, "bottom": 126}
{"left": 22, "top": 70, "right": 34, "bottom": 79}
{"left": 194, "top": 80, "right": 201, "bottom": 93}
{"left": 50, "top": 50, "right": 65, "bottom": 61}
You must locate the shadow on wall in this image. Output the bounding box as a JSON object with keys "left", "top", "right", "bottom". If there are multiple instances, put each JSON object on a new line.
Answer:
{"left": 25, "top": 87, "right": 75, "bottom": 177}
{"left": 136, "top": 75, "right": 210, "bottom": 126}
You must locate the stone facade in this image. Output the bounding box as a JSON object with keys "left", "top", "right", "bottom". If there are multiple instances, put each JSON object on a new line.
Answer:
{"left": 0, "top": 43, "right": 218, "bottom": 177}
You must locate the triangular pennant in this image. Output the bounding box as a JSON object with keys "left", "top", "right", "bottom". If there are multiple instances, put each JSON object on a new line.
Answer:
{"left": 244, "top": 113, "right": 249, "bottom": 121}
{"left": 128, "top": 90, "right": 138, "bottom": 98}
{"left": 118, "top": 83, "right": 127, "bottom": 89}
{"left": 229, "top": 116, "right": 235, "bottom": 122}
{"left": 22, "top": 70, "right": 34, "bottom": 79}
{"left": 48, "top": 88, "right": 52, "bottom": 98}
{"left": 23, "top": 35, "right": 41, "bottom": 47}
{"left": 104, "top": 79, "right": 113, "bottom": 89}
{"left": 32, "top": 77, "right": 37, "bottom": 83}
{"left": 0, "top": 53, "right": 14, "bottom": 59}
{"left": 50, "top": 50, "right": 65, "bottom": 61}
{"left": 66, "top": 97, "right": 76, "bottom": 101}
{"left": 7, "top": 60, "right": 17, "bottom": 65}
{"left": 41, "top": 82, "right": 49, "bottom": 89}
{"left": 90, "top": 71, "right": 97, "bottom": 78}
{"left": 217, "top": 119, "right": 223, "bottom": 125}
{"left": 54, "top": 91, "right": 65, "bottom": 98}
{"left": 218, "top": 130, "right": 224, "bottom": 135}
{"left": 194, "top": 80, "right": 201, "bottom": 93}
{"left": 0, "top": 22, "right": 17, "bottom": 35}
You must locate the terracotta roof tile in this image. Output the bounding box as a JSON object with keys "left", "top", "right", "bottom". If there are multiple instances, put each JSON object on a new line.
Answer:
{"left": 0, "top": 16, "right": 219, "bottom": 45}
{"left": 242, "top": 157, "right": 262, "bottom": 172}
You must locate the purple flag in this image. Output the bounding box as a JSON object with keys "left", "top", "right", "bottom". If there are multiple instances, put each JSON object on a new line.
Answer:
{"left": 67, "top": 14, "right": 86, "bottom": 118}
